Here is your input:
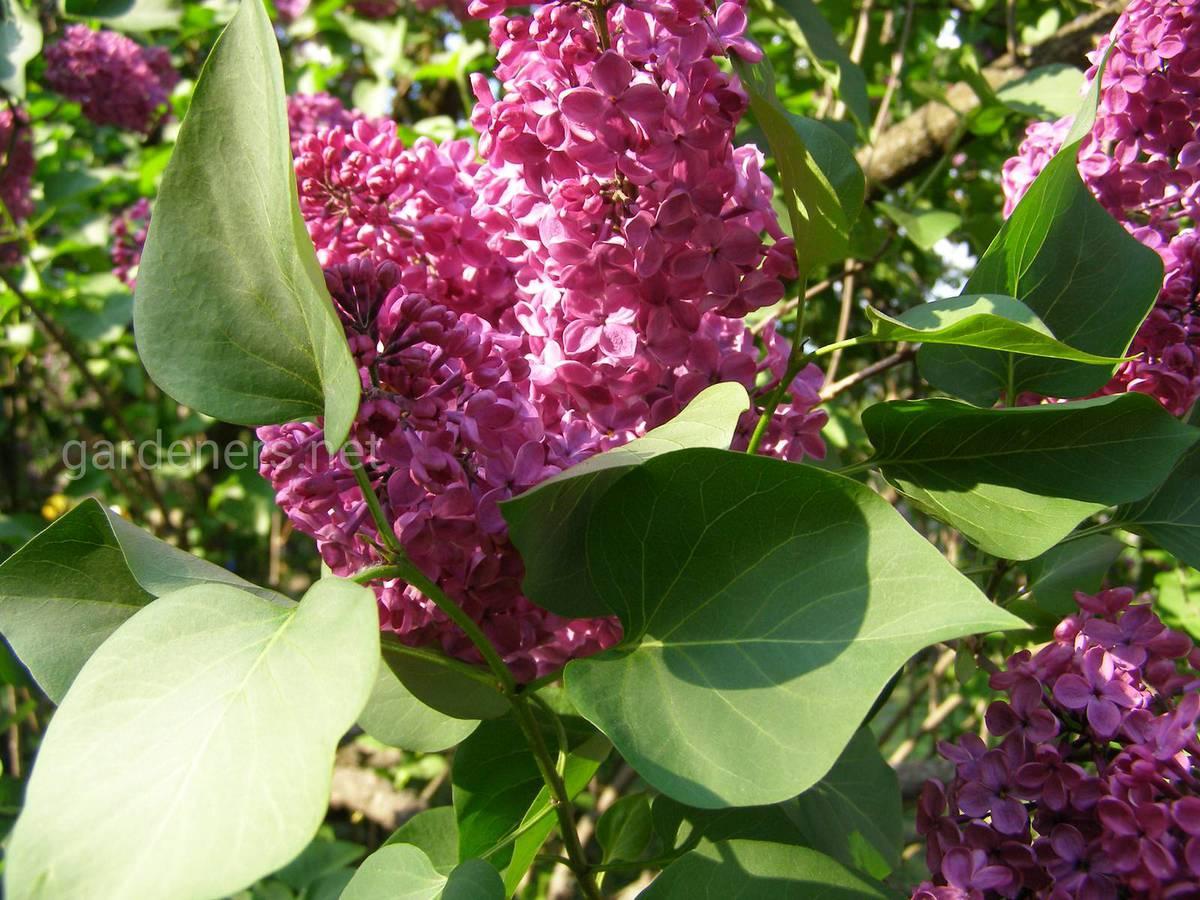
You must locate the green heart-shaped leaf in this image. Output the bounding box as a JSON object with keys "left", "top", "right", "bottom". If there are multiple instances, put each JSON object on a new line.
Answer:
{"left": 134, "top": 0, "right": 359, "bottom": 450}
{"left": 566, "top": 449, "right": 1022, "bottom": 808}
{"left": 863, "top": 393, "right": 1200, "bottom": 559}
{"left": 6, "top": 578, "right": 379, "bottom": 899}
{"left": 503, "top": 382, "right": 750, "bottom": 620}
{"left": 0, "top": 498, "right": 282, "bottom": 703}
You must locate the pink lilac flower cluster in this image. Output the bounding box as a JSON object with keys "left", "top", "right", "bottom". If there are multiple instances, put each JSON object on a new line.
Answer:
{"left": 1000, "top": 0, "right": 1200, "bottom": 416}
{"left": 259, "top": 1, "right": 827, "bottom": 680}
{"left": 0, "top": 107, "right": 34, "bottom": 266}
{"left": 44, "top": 25, "right": 178, "bottom": 134}
{"left": 913, "top": 588, "right": 1200, "bottom": 899}
{"left": 110, "top": 199, "right": 151, "bottom": 288}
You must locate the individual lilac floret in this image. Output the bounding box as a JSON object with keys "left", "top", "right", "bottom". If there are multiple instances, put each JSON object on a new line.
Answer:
{"left": 44, "top": 25, "right": 178, "bottom": 133}
{"left": 1000, "top": 0, "right": 1200, "bottom": 416}
{"left": 914, "top": 587, "right": 1200, "bottom": 899}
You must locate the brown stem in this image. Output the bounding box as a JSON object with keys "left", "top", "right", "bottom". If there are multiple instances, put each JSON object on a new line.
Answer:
{"left": 818, "top": 345, "right": 915, "bottom": 402}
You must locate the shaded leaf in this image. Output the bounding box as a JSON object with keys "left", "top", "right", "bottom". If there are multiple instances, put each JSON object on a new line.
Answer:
{"left": 766, "top": 0, "right": 871, "bottom": 130}
{"left": 453, "top": 712, "right": 609, "bottom": 869}
{"left": 503, "top": 382, "right": 749, "bottom": 619}
{"left": 638, "top": 840, "right": 887, "bottom": 899}
{"left": 566, "top": 449, "right": 1022, "bottom": 807}
{"left": 386, "top": 808, "right": 459, "bottom": 876}
{"left": 441, "top": 859, "right": 504, "bottom": 900}
{"left": 862, "top": 294, "right": 1128, "bottom": 366}
{"left": 381, "top": 634, "right": 509, "bottom": 721}
{"left": 786, "top": 728, "right": 901, "bottom": 880}
{"left": 735, "top": 59, "right": 864, "bottom": 276}
{"left": 6, "top": 578, "right": 379, "bottom": 899}
{"left": 134, "top": 0, "right": 359, "bottom": 450}
{"left": 1119, "top": 440, "right": 1200, "bottom": 570}
{"left": 597, "top": 794, "right": 653, "bottom": 865}
{"left": 358, "top": 657, "right": 479, "bottom": 752}
{"left": 0, "top": 498, "right": 280, "bottom": 703}
{"left": 62, "top": 0, "right": 182, "bottom": 30}
{"left": 862, "top": 394, "right": 1199, "bottom": 559}
{"left": 1010, "top": 535, "right": 1125, "bottom": 625}
{"left": 499, "top": 731, "right": 610, "bottom": 895}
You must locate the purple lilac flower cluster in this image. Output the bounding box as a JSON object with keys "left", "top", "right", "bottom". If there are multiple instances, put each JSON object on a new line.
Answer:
{"left": 0, "top": 107, "right": 34, "bottom": 265}
{"left": 1001, "top": 0, "right": 1200, "bottom": 416}
{"left": 914, "top": 588, "right": 1200, "bottom": 899}
{"left": 44, "top": 25, "right": 178, "bottom": 134}
{"left": 258, "top": 2, "right": 827, "bottom": 679}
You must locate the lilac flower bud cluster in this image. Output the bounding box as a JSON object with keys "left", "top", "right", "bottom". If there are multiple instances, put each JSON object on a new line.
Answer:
{"left": 913, "top": 588, "right": 1200, "bottom": 899}
{"left": 44, "top": 25, "right": 178, "bottom": 134}
{"left": 0, "top": 107, "right": 34, "bottom": 266}
{"left": 110, "top": 199, "right": 151, "bottom": 288}
{"left": 1000, "top": 0, "right": 1200, "bottom": 416}
{"left": 259, "top": 3, "right": 827, "bottom": 679}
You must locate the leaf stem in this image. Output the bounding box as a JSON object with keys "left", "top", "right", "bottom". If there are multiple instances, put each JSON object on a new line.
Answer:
{"left": 746, "top": 278, "right": 810, "bottom": 455}
{"left": 510, "top": 695, "right": 603, "bottom": 900}
{"left": 346, "top": 451, "right": 407, "bottom": 560}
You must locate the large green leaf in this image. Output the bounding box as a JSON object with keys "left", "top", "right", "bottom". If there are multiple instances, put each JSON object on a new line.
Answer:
{"left": 786, "top": 727, "right": 901, "bottom": 880}
{"left": 566, "top": 449, "right": 1022, "bottom": 808}
{"left": 765, "top": 0, "right": 871, "bottom": 131}
{"left": 0, "top": 498, "right": 282, "bottom": 703}
{"left": 1009, "top": 534, "right": 1125, "bottom": 626}
{"left": 357, "top": 660, "right": 479, "bottom": 752}
{"left": 734, "top": 59, "right": 864, "bottom": 276}
{"left": 919, "top": 55, "right": 1161, "bottom": 406}
{"left": 649, "top": 731, "right": 899, "bottom": 880}
{"left": 503, "top": 382, "right": 750, "bottom": 620}
{"left": 639, "top": 840, "right": 887, "bottom": 899}
{"left": 134, "top": 0, "right": 359, "bottom": 450}
{"left": 6, "top": 578, "right": 379, "bottom": 899}
{"left": 0, "top": 0, "right": 40, "bottom": 98}
{"left": 860, "top": 294, "right": 1127, "bottom": 366}
{"left": 452, "top": 712, "right": 609, "bottom": 871}
{"left": 1119, "top": 440, "right": 1200, "bottom": 570}
{"left": 862, "top": 394, "right": 1200, "bottom": 559}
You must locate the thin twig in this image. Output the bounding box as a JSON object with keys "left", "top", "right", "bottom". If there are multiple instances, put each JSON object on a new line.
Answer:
{"left": 867, "top": 0, "right": 918, "bottom": 151}
{"left": 823, "top": 260, "right": 859, "bottom": 387}
{"left": 819, "top": 346, "right": 916, "bottom": 402}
